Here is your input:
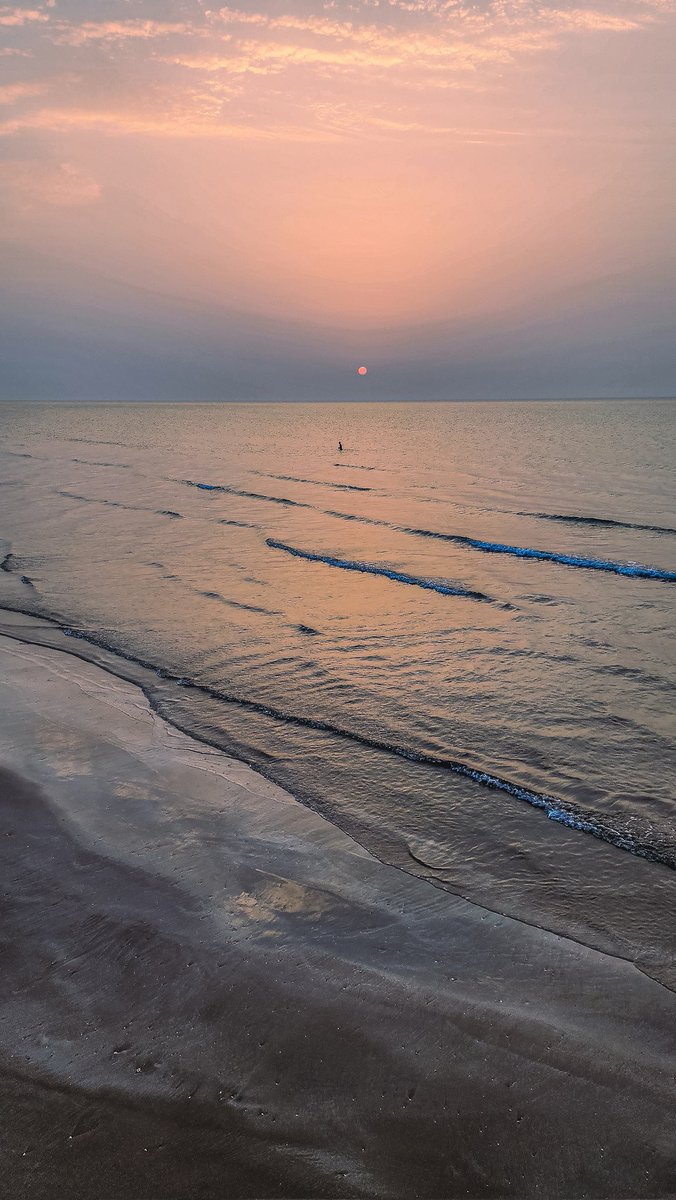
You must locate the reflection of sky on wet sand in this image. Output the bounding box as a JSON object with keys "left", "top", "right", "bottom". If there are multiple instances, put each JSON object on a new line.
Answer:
{"left": 235, "top": 874, "right": 334, "bottom": 929}
{"left": 32, "top": 720, "right": 93, "bottom": 778}
{"left": 113, "top": 780, "right": 154, "bottom": 801}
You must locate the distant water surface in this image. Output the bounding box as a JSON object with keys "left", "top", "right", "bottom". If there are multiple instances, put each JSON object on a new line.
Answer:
{"left": 1, "top": 400, "right": 675, "bottom": 984}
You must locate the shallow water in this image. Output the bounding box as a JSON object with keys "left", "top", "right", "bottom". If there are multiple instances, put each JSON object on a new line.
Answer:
{"left": 1, "top": 400, "right": 675, "bottom": 979}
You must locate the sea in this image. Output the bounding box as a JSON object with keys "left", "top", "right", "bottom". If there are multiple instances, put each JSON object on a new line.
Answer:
{"left": 1, "top": 400, "right": 675, "bottom": 985}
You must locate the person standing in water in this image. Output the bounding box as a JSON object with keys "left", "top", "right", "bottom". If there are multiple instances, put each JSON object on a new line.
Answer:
{"left": 338, "top": 441, "right": 343, "bottom": 452}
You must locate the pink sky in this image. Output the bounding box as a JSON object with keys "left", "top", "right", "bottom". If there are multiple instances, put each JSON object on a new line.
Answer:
{"left": 1, "top": 0, "right": 675, "bottom": 397}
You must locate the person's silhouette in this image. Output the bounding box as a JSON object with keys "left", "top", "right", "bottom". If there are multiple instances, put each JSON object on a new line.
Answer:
{"left": 338, "top": 441, "right": 343, "bottom": 451}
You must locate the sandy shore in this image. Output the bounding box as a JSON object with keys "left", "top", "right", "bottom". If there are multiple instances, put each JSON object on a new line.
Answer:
{"left": 0, "top": 620, "right": 674, "bottom": 1198}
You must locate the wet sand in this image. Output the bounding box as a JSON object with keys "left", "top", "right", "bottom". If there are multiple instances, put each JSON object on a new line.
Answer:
{"left": 0, "top": 623, "right": 674, "bottom": 1198}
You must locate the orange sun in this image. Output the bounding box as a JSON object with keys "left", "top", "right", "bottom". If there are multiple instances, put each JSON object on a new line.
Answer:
{"left": 357, "top": 365, "right": 368, "bottom": 375}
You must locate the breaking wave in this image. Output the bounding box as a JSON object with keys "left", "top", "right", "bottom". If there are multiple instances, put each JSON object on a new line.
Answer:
{"left": 266, "top": 538, "right": 492, "bottom": 601}
{"left": 322, "top": 512, "right": 676, "bottom": 582}
{"left": 180, "top": 482, "right": 675, "bottom": 582}
{"left": 399, "top": 528, "right": 676, "bottom": 581}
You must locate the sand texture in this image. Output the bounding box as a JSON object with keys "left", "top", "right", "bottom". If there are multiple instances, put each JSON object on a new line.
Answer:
{"left": 0, "top": 627, "right": 674, "bottom": 1198}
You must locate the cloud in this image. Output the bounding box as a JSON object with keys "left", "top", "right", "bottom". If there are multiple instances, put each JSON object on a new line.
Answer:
{"left": 0, "top": 81, "right": 46, "bottom": 104}
{"left": 38, "top": 2, "right": 657, "bottom": 67}
{"left": 0, "top": 6, "right": 49, "bottom": 25}
{"left": 0, "top": 105, "right": 339, "bottom": 140}
{"left": 1, "top": 0, "right": 673, "bottom": 145}
{"left": 0, "top": 159, "right": 101, "bottom": 207}
{"left": 51, "top": 19, "right": 195, "bottom": 47}
{"left": 162, "top": 24, "right": 556, "bottom": 78}
{"left": 542, "top": 8, "right": 646, "bottom": 32}
{"left": 155, "top": 1, "right": 661, "bottom": 89}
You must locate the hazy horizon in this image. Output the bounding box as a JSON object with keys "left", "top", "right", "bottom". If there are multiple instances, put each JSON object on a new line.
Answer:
{"left": 2, "top": 0, "right": 675, "bottom": 401}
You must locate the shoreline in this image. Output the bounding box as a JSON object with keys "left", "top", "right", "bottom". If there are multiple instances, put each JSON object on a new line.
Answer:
{"left": 0, "top": 626, "right": 675, "bottom": 1197}
{"left": 1, "top": 602, "right": 674, "bottom": 994}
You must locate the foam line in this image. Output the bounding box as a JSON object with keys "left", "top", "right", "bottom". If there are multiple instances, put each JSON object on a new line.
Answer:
{"left": 43, "top": 621, "right": 676, "bottom": 871}
{"left": 411, "top": 530, "right": 676, "bottom": 581}
{"left": 182, "top": 482, "right": 676, "bottom": 582}
{"left": 323, "top": 511, "right": 676, "bottom": 582}
{"left": 266, "top": 538, "right": 491, "bottom": 600}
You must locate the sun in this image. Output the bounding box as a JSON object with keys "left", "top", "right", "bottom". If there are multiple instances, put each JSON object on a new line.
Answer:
{"left": 357, "top": 365, "right": 368, "bottom": 375}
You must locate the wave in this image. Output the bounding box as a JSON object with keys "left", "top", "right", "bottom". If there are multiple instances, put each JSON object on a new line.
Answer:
{"left": 179, "top": 483, "right": 674, "bottom": 582}
{"left": 144, "top": 563, "right": 278, "bottom": 616}
{"left": 72, "top": 458, "right": 132, "bottom": 469}
{"left": 2, "top": 595, "right": 673, "bottom": 873}
{"left": 65, "top": 437, "right": 127, "bottom": 447}
{"left": 197, "top": 590, "right": 279, "bottom": 616}
{"left": 58, "top": 491, "right": 183, "bottom": 521}
{"left": 490, "top": 639, "right": 676, "bottom": 694}
{"left": 6, "top": 617, "right": 663, "bottom": 872}
{"left": 59, "top": 490, "right": 131, "bottom": 509}
{"left": 520, "top": 511, "right": 676, "bottom": 537}
{"left": 333, "top": 464, "right": 377, "bottom": 471}
{"left": 399, "top": 528, "right": 676, "bottom": 582}
{"left": 322, "top": 511, "right": 676, "bottom": 582}
{"left": 324, "top": 509, "right": 388, "bottom": 526}
{"left": 180, "top": 480, "right": 313, "bottom": 509}
{"left": 253, "top": 472, "right": 372, "bottom": 493}
{"left": 266, "top": 538, "right": 492, "bottom": 601}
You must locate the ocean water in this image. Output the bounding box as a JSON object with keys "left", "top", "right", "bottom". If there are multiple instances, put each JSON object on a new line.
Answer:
{"left": 1, "top": 400, "right": 675, "bottom": 983}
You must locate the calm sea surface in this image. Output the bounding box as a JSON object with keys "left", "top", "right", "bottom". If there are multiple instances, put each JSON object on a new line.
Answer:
{"left": 1, "top": 400, "right": 675, "bottom": 982}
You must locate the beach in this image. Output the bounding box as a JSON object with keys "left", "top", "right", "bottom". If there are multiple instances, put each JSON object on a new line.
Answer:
{"left": 3, "top": 0, "right": 676, "bottom": 1186}
{"left": 1, "top": 612, "right": 674, "bottom": 1198}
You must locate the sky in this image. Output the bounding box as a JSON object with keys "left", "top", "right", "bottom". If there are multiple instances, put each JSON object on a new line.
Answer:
{"left": 1, "top": 0, "right": 675, "bottom": 400}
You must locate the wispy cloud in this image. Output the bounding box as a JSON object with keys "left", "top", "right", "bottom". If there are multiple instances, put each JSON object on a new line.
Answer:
{"left": 0, "top": 159, "right": 100, "bottom": 207}
{"left": 541, "top": 7, "right": 646, "bottom": 31}
{"left": 0, "top": 6, "right": 50, "bottom": 26}
{"left": 0, "top": 0, "right": 673, "bottom": 144}
{"left": 0, "top": 81, "right": 45, "bottom": 103}
{"left": 52, "top": 20, "right": 195, "bottom": 47}
{"left": 0, "top": 105, "right": 340, "bottom": 140}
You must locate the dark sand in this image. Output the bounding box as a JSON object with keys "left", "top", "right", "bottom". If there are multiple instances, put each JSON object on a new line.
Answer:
{"left": 0, "top": 620, "right": 674, "bottom": 1198}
